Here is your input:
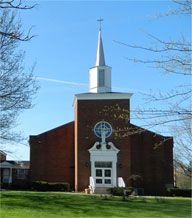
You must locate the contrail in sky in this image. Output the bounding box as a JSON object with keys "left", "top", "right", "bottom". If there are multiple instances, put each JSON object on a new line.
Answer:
{"left": 34, "top": 76, "right": 149, "bottom": 94}
{"left": 35, "top": 76, "right": 87, "bottom": 86}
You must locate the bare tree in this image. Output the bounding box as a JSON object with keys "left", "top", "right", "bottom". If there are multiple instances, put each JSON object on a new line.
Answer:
{"left": 0, "top": 1, "right": 38, "bottom": 143}
{"left": 0, "top": 0, "right": 36, "bottom": 41}
{"left": 174, "top": 159, "right": 191, "bottom": 188}
{"left": 114, "top": 0, "right": 192, "bottom": 175}
{"left": 0, "top": 0, "right": 35, "bottom": 9}
{"left": 173, "top": 119, "right": 192, "bottom": 179}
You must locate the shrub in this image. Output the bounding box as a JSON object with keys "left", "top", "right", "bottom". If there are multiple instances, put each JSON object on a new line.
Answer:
{"left": 1, "top": 180, "right": 31, "bottom": 190}
{"left": 1, "top": 183, "right": 10, "bottom": 189}
{"left": 108, "top": 187, "right": 125, "bottom": 196}
{"left": 11, "top": 180, "right": 31, "bottom": 190}
{"left": 32, "top": 181, "right": 70, "bottom": 192}
{"left": 109, "top": 187, "right": 140, "bottom": 196}
{"left": 167, "top": 188, "right": 191, "bottom": 197}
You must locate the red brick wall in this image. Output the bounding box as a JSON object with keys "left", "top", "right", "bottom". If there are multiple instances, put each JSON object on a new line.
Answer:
{"left": 74, "top": 99, "right": 173, "bottom": 194}
{"left": 74, "top": 99, "right": 131, "bottom": 191}
{"left": 0, "top": 153, "right": 6, "bottom": 162}
{"left": 129, "top": 129, "right": 173, "bottom": 195}
{"left": 30, "top": 121, "right": 74, "bottom": 188}
{"left": 30, "top": 98, "right": 173, "bottom": 195}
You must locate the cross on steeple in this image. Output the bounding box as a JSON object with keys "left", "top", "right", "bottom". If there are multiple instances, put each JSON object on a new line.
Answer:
{"left": 97, "top": 18, "right": 104, "bottom": 31}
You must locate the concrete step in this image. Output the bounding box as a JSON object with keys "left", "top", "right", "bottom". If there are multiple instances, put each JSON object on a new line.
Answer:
{"left": 94, "top": 187, "right": 110, "bottom": 194}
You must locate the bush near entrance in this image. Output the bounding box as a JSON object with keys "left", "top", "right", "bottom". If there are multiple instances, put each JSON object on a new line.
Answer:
{"left": 108, "top": 187, "right": 134, "bottom": 196}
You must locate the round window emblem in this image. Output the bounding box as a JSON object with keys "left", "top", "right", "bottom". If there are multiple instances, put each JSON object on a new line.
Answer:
{"left": 94, "top": 121, "right": 112, "bottom": 138}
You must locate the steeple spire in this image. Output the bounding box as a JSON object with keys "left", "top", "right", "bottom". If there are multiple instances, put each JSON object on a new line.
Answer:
{"left": 96, "top": 18, "right": 105, "bottom": 67}
{"left": 95, "top": 30, "right": 105, "bottom": 66}
{"left": 89, "top": 20, "right": 112, "bottom": 93}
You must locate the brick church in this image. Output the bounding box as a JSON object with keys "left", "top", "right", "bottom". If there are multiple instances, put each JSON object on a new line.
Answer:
{"left": 30, "top": 29, "right": 174, "bottom": 195}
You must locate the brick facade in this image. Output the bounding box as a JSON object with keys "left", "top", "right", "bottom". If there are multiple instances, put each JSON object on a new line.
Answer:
{"left": 74, "top": 99, "right": 131, "bottom": 191}
{"left": 30, "top": 98, "right": 173, "bottom": 195}
{"left": 74, "top": 98, "right": 173, "bottom": 194}
{"left": 30, "top": 122, "right": 74, "bottom": 187}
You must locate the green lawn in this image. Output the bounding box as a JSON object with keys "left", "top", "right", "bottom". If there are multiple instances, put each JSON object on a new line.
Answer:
{"left": 0, "top": 191, "right": 191, "bottom": 218}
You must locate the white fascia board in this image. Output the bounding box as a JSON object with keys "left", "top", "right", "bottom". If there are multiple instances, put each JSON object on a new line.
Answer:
{"left": 73, "top": 92, "right": 133, "bottom": 106}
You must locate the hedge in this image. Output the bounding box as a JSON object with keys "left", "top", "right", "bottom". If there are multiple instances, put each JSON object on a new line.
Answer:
{"left": 1, "top": 180, "right": 31, "bottom": 190}
{"left": 32, "top": 181, "right": 70, "bottom": 192}
{"left": 11, "top": 180, "right": 31, "bottom": 190}
{"left": 167, "top": 188, "right": 191, "bottom": 197}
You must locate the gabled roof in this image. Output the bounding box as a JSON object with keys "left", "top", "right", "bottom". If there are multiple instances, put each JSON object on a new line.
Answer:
{"left": 0, "top": 160, "right": 30, "bottom": 169}
{"left": 0, "top": 161, "right": 14, "bottom": 168}
{"left": 30, "top": 121, "right": 74, "bottom": 137}
{"left": 129, "top": 123, "right": 173, "bottom": 139}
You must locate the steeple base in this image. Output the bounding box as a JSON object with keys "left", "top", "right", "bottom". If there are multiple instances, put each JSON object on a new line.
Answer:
{"left": 89, "top": 66, "right": 112, "bottom": 93}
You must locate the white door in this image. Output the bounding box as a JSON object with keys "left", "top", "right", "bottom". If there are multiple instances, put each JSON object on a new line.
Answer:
{"left": 89, "top": 141, "right": 120, "bottom": 189}
{"left": 95, "top": 168, "right": 112, "bottom": 187}
{"left": 94, "top": 161, "right": 113, "bottom": 187}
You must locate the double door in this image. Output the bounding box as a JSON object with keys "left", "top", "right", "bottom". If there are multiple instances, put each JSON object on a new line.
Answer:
{"left": 95, "top": 168, "right": 112, "bottom": 186}
{"left": 94, "top": 161, "right": 113, "bottom": 187}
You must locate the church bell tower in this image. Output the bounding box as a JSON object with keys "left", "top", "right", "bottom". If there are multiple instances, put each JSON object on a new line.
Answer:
{"left": 89, "top": 30, "right": 112, "bottom": 93}
{"left": 74, "top": 25, "right": 132, "bottom": 192}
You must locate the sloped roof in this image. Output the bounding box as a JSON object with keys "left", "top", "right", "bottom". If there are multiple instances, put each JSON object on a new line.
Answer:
{"left": 30, "top": 121, "right": 74, "bottom": 137}
{"left": 0, "top": 160, "right": 30, "bottom": 169}
{"left": 130, "top": 123, "right": 172, "bottom": 139}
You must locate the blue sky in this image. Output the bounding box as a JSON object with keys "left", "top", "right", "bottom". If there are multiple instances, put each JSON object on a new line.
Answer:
{"left": 4, "top": 0, "right": 190, "bottom": 160}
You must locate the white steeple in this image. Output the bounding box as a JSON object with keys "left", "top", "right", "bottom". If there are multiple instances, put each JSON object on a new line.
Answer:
{"left": 89, "top": 28, "right": 112, "bottom": 93}
{"left": 95, "top": 31, "right": 105, "bottom": 66}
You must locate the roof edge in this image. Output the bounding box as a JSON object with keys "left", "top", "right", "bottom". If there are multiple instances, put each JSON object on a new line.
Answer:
{"left": 30, "top": 121, "right": 74, "bottom": 138}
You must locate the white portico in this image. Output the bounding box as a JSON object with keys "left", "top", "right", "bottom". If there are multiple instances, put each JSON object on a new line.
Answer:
{"left": 89, "top": 121, "right": 119, "bottom": 192}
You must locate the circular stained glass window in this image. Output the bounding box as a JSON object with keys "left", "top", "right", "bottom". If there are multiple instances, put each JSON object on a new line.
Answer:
{"left": 94, "top": 121, "right": 112, "bottom": 138}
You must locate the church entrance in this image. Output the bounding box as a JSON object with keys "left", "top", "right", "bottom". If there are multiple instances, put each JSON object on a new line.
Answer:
{"left": 88, "top": 121, "right": 120, "bottom": 193}
{"left": 95, "top": 161, "right": 112, "bottom": 187}
{"left": 89, "top": 142, "right": 119, "bottom": 192}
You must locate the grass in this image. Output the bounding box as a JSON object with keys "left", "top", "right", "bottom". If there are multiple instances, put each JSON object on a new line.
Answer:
{"left": 0, "top": 191, "right": 191, "bottom": 218}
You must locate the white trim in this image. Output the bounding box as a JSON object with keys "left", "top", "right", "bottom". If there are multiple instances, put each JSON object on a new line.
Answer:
{"left": 73, "top": 92, "right": 133, "bottom": 106}
{"left": 89, "top": 142, "right": 119, "bottom": 188}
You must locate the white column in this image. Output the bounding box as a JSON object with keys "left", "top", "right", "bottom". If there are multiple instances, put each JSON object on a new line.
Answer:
{"left": 9, "top": 168, "right": 12, "bottom": 183}
{"left": 112, "top": 161, "right": 117, "bottom": 187}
